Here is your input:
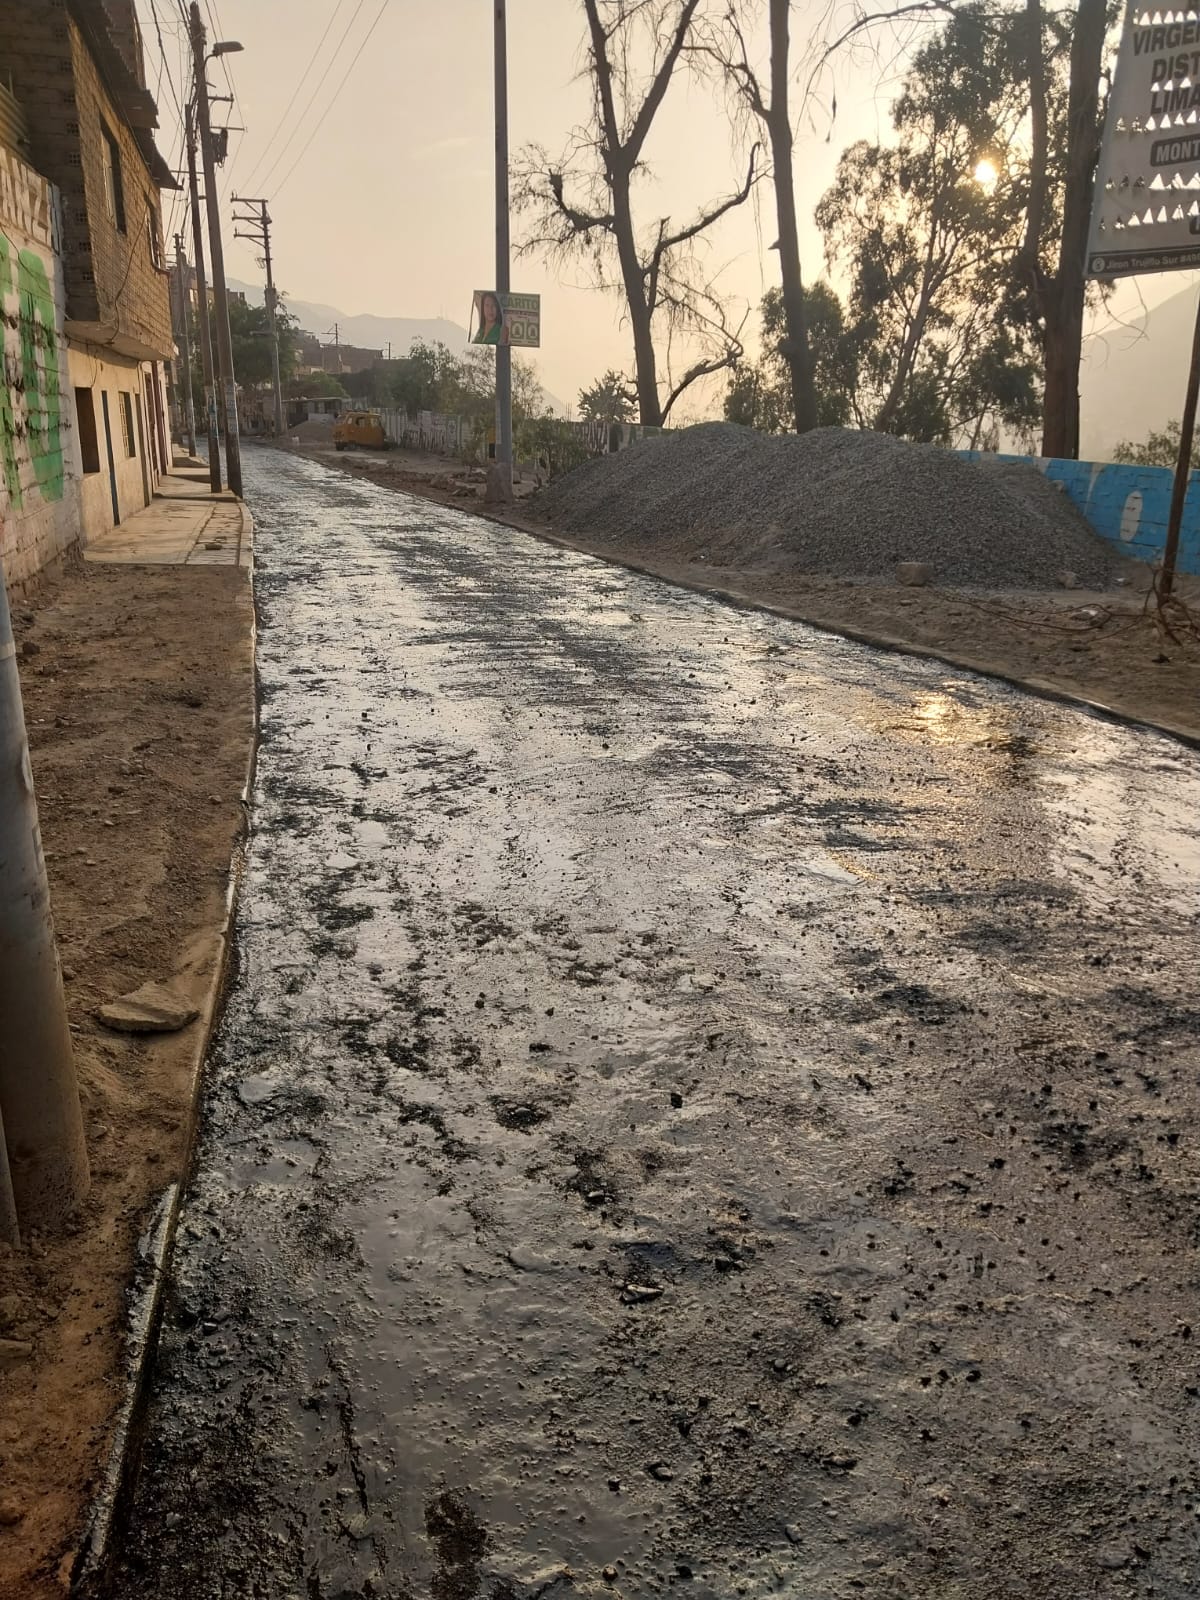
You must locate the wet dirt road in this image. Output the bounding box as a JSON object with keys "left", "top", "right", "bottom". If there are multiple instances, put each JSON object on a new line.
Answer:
{"left": 109, "top": 450, "right": 1200, "bottom": 1599}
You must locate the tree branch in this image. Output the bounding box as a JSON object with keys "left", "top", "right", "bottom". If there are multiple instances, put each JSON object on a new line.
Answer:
{"left": 626, "top": 0, "right": 703, "bottom": 161}
{"left": 651, "top": 143, "right": 761, "bottom": 270}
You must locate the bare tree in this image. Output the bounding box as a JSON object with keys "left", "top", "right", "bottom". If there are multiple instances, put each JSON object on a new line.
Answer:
{"left": 514, "top": 0, "right": 758, "bottom": 427}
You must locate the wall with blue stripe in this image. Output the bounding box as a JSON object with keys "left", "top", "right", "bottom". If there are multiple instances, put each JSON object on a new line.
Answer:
{"left": 957, "top": 453, "right": 1200, "bottom": 576}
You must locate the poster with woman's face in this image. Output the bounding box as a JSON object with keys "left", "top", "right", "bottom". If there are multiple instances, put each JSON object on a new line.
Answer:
{"left": 472, "top": 290, "right": 510, "bottom": 346}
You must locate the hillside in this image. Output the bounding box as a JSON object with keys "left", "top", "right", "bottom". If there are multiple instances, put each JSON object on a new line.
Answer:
{"left": 226, "top": 278, "right": 472, "bottom": 361}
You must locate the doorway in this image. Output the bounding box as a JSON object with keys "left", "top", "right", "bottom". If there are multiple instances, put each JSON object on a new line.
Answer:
{"left": 100, "top": 391, "right": 120, "bottom": 525}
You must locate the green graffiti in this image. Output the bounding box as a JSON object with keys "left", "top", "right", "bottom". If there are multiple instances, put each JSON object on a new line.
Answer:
{"left": 17, "top": 249, "right": 63, "bottom": 503}
{"left": 0, "top": 234, "right": 18, "bottom": 508}
{"left": 0, "top": 235, "right": 65, "bottom": 511}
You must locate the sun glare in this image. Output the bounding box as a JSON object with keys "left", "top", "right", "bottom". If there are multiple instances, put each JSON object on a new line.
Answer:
{"left": 974, "top": 158, "right": 999, "bottom": 190}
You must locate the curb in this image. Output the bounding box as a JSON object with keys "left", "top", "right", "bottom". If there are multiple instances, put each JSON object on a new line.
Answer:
{"left": 288, "top": 446, "right": 1200, "bottom": 749}
{"left": 516, "top": 530, "right": 1200, "bottom": 752}
{"left": 70, "top": 532, "right": 261, "bottom": 1596}
{"left": 407, "top": 479, "right": 1200, "bottom": 753}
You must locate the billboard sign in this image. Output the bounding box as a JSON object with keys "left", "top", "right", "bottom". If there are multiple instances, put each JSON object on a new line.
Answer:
{"left": 471, "top": 290, "right": 541, "bottom": 347}
{"left": 1088, "top": 3, "right": 1200, "bottom": 277}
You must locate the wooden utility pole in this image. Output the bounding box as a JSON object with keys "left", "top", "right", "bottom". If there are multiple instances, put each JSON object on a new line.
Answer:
{"left": 190, "top": 2, "right": 243, "bottom": 497}
{"left": 173, "top": 235, "right": 198, "bottom": 457}
{"left": 186, "top": 110, "right": 222, "bottom": 490}
{"left": 0, "top": 563, "right": 89, "bottom": 1232}
{"left": 233, "top": 196, "right": 285, "bottom": 435}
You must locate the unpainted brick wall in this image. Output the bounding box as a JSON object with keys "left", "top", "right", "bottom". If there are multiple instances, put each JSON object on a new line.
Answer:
{"left": 2, "top": 4, "right": 171, "bottom": 355}
{"left": 67, "top": 19, "right": 171, "bottom": 355}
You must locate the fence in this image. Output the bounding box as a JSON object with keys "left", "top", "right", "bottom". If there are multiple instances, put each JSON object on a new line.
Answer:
{"left": 367, "top": 406, "right": 658, "bottom": 467}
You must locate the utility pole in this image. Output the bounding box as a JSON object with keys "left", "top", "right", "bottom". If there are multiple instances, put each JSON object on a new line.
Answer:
{"left": 190, "top": 2, "right": 243, "bottom": 497}
{"left": 233, "top": 195, "right": 285, "bottom": 435}
{"left": 0, "top": 563, "right": 90, "bottom": 1233}
{"left": 173, "top": 235, "right": 198, "bottom": 458}
{"left": 486, "top": 0, "right": 513, "bottom": 505}
{"left": 186, "top": 108, "right": 221, "bottom": 491}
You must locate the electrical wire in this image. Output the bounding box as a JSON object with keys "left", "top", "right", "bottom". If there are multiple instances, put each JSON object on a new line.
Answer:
{"left": 146, "top": 0, "right": 190, "bottom": 248}
{"left": 237, "top": 0, "right": 348, "bottom": 193}
{"left": 271, "top": 0, "right": 388, "bottom": 200}
{"left": 254, "top": 0, "right": 370, "bottom": 193}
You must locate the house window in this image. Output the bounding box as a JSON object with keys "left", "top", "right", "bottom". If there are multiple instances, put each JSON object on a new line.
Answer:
{"left": 100, "top": 124, "right": 125, "bottom": 232}
{"left": 75, "top": 388, "right": 100, "bottom": 473}
{"left": 119, "top": 391, "right": 136, "bottom": 457}
{"left": 146, "top": 196, "right": 162, "bottom": 267}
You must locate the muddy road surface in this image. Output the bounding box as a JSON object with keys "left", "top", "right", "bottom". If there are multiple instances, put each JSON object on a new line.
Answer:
{"left": 108, "top": 451, "right": 1200, "bottom": 1599}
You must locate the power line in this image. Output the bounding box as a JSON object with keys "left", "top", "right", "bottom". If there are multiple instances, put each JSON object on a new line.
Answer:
{"left": 272, "top": 0, "right": 387, "bottom": 200}
{"left": 200, "top": 0, "right": 244, "bottom": 201}
{"left": 238, "top": 0, "right": 347, "bottom": 193}
{"left": 255, "top": 0, "right": 370, "bottom": 193}
{"left": 146, "top": 0, "right": 190, "bottom": 249}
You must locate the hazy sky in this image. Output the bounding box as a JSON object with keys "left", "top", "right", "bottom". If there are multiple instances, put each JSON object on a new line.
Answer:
{"left": 147, "top": 0, "right": 1182, "bottom": 419}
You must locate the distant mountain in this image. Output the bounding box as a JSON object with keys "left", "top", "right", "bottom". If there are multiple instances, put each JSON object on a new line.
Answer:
{"left": 227, "top": 278, "right": 564, "bottom": 413}
{"left": 1080, "top": 282, "right": 1197, "bottom": 460}
{"left": 227, "top": 278, "right": 471, "bottom": 359}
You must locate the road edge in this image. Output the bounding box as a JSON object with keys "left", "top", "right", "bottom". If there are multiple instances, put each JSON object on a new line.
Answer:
{"left": 455, "top": 492, "right": 1200, "bottom": 752}
{"left": 69, "top": 531, "right": 262, "bottom": 1596}
{"left": 279, "top": 447, "right": 1200, "bottom": 750}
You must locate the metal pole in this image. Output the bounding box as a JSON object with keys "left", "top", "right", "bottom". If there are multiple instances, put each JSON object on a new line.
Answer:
{"left": 174, "top": 236, "right": 198, "bottom": 458}
{"left": 486, "top": 0, "right": 513, "bottom": 506}
{"left": 191, "top": 2, "right": 243, "bottom": 498}
{"left": 1162, "top": 287, "right": 1200, "bottom": 605}
{"left": 0, "top": 565, "right": 89, "bottom": 1231}
{"left": 262, "top": 203, "right": 285, "bottom": 437}
{"left": 186, "top": 114, "right": 222, "bottom": 492}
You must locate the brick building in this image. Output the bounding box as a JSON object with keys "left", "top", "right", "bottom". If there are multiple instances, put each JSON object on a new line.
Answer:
{"left": 294, "top": 330, "right": 383, "bottom": 377}
{"left": 0, "top": 0, "right": 177, "bottom": 561}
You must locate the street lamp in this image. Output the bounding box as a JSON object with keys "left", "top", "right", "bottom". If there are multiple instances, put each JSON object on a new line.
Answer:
{"left": 211, "top": 40, "right": 243, "bottom": 56}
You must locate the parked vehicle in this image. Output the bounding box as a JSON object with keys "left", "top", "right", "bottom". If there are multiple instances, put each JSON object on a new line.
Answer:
{"left": 334, "top": 411, "right": 387, "bottom": 451}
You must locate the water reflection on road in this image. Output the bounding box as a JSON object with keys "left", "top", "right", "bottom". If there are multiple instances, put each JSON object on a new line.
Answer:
{"left": 111, "top": 450, "right": 1200, "bottom": 1600}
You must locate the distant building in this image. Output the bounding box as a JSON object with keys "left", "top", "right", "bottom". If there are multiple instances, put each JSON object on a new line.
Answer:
{"left": 0, "top": 0, "right": 178, "bottom": 582}
{"left": 293, "top": 329, "right": 382, "bottom": 377}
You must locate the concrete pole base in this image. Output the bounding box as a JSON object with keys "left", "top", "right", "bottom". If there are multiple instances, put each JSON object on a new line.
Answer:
{"left": 484, "top": 463, "right": 514, "bottom": 507}
{"left": 0, "top": 578, "right": 89, "bottom": 1232}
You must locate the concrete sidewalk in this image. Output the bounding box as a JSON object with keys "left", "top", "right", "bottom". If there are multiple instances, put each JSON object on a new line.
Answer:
{"left": 84, "top": 467, "right": 252, "bottom": 567}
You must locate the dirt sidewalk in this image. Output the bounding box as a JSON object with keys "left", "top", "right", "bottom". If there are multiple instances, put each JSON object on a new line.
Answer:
{"left": 0, "top": 556, "right": 254, "bottom": 1599}
{"left": 286, "top": 440, "right": 1200, "bottom": 745}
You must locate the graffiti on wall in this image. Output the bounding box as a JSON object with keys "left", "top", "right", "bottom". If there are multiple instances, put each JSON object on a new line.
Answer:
{"left": 1, "top": 148, "right": 64, "bottom": 513}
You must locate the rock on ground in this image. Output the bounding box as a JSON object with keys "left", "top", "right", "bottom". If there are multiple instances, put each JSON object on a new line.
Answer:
{"left": 97, "top": 982, "right": 200, "bottom": 1034}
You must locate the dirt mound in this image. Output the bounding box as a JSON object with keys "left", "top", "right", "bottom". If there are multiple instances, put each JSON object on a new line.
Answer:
{"left": 530, "top": 423, "right": 1117, "bottom": 590}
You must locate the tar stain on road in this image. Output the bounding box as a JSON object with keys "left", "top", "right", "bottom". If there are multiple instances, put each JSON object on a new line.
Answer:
{"left": 107, "top": 451, "right": 1200, "bottom": 1600}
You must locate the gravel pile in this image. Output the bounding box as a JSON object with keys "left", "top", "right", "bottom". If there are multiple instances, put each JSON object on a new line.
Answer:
{"left": 531, "top": 423, "right": 1117, "bottom": 590}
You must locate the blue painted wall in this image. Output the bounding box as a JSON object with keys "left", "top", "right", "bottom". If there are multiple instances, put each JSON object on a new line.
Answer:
{"left": 957, "top": 452, "right": 1200, "bottom": 576}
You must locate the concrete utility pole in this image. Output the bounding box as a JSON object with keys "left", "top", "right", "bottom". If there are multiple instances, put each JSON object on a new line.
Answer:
{"left": 173, "top": 235, "right": 198, "bottom": 458}
{"left": 232, "top": 196, "right": 285, "bottom": 436}
{"left": 0, "top": 566, "right": 89, "bottom": 1233}
{"left": 486, "top": 0, "right": 513, "bottom": 506}
{"left": 190, "top": 2, "right": 243, "bottom": 497}
{"left": 0, "top": 1103, "right": 19, "bottom": 1248}
{"left": 186, "top": 110, "right": 222, "bottom": 492}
